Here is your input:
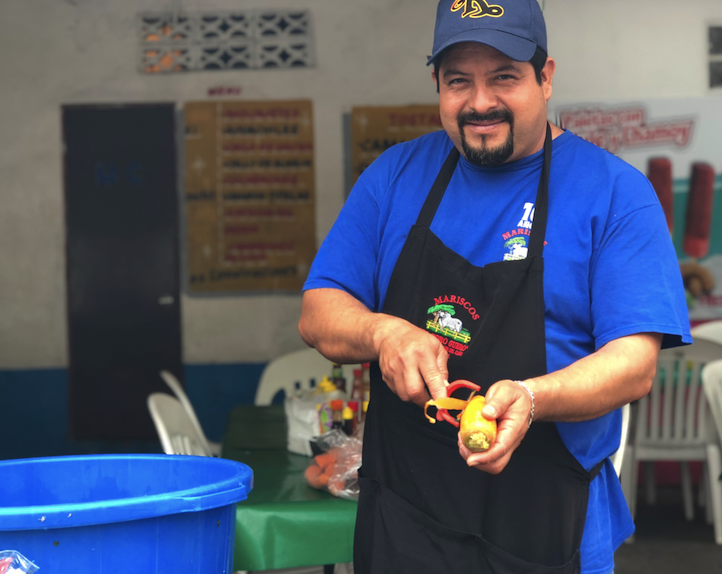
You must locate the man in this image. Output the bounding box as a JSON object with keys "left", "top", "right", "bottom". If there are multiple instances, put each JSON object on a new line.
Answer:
{"left": 300, "top": 1, "right": 691, "bottom": 572}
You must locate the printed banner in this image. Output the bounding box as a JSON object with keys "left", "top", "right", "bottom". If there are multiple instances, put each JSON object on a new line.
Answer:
{"left": 350, "top": 105, "right": 442, "bottom": 184}
{"left": 551, "top": 99, "right": 722, "bottom": 323}
{"left": 183, "top": 100, "right": 315, "bottom": 293}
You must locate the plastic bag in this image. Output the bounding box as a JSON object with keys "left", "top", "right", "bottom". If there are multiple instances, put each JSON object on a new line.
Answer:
{"left": 284, "top": 378, "right": 347, "bottom": 456}
{"left": 0, "top": 551, "right": 39, "bottom": 574}
{"left": 285, "top": 390, "right": 320, "bottom": 456}
{"left": 304, "top": 427, "right": 363, "bottom": 500}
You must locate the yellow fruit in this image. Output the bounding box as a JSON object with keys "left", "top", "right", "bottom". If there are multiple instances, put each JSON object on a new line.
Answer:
{"left": 459, "top": 396, "right": 497, "bottom": 453}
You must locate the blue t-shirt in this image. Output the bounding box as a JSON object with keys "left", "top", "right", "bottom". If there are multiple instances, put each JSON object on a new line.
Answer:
{"left": 304, "top": 129, "right": 691, "bottom": 574}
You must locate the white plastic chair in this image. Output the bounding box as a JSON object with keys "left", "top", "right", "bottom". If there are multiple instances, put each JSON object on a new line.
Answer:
{"left": 147, "top": 393, "right": 213, "bottom": 456}
{"left": 159, "top": 370, "right": 221, "bottom": 456}
{"left": 692, "top": 320, "right": 722, "bottom": 347}
{"left": 255, "top": 348, "right": 356, "bottom": 405}
{"left": 620, "top": 340, "right": 722, "bottom": 529}
{"left": 701, "top": 359, "right": 722, "bottom": 544}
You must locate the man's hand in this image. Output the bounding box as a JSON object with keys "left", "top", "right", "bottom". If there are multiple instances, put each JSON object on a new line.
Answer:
{"left": 299, "top": 288, "right": 449, "bottom": 407}
{"left": 458, "top": 379, "right": 532, "bottom": 474}
{"left": 375, "top": 318, "right": 450, "bottom": 406}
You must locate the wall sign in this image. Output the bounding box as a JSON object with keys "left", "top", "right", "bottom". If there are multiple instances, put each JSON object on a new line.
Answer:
{"left": 184, "top": 99, "right": 316, "bottom": 293}
{"left": 553, "top": 99, "right": 722, "bottom": 323}
{"left": 350, "top": 105, "right": 442, "bottom": 185}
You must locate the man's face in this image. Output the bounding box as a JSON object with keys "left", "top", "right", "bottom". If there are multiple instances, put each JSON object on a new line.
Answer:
{"left": 434, "top": 42, "right": 554, "bottom": 166}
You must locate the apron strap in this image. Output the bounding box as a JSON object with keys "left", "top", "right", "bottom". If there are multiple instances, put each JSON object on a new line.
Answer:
{"left": 415, "top": 146, "right": 460, "bottom": 228}
{"left": 416, "top": 124, "right": 552, "bottom": 246}
{"left": 589, "top": 459, "right": 605, "bottom": 480}
{"left": 527, "top": 122, "right": 552, "bottom": 259}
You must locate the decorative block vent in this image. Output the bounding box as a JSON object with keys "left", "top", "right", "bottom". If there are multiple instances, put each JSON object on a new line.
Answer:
{"left": 139, "top": 10, "right": 315, "bottom": 73}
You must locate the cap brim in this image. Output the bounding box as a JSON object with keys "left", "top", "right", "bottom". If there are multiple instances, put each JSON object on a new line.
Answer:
{"left": 426, "top": 29, "right": 537, "bottom": 65}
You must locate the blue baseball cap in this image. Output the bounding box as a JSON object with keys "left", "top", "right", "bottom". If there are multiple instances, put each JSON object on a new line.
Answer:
{"left": 427, "top": 0, "right": 547, "bottom": 65}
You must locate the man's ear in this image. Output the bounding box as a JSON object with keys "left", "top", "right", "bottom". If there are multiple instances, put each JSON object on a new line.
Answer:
{"left": 541, "top": 57, "right": 556, "bottom": 102}
{"left": 432, "top": 69, "right": 440, "bottom": 94}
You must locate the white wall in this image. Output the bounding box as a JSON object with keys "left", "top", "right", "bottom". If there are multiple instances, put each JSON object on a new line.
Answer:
{"left": 1, "top": 0, "right": 720, "bottom": 369}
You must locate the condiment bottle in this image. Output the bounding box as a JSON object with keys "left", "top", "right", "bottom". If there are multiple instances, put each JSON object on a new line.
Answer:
{"left": 332, "top": 363, "right": 347, "bottom": 394}
{"left": 351, "top": 368, "right": 364, "bottom": 402}
{"left": 348, "top": 400, "right": 360, "bottom": 426}
{"left": 362, "top": 362, "right": 371, "bottom": 402}
{"left": 330, "top": 399, "right": 344, "bottom": 430}
{"left": 362, "top": 400, "right": 369, "bottom": 422}
{"left": 316, "top": 376, "right": 340, "bottom": 433}
{"left": 314, "top": 375, "right": 336, "bottom": 395}
{"left": 342, "top": 404, "right": 355, "bottom": 435}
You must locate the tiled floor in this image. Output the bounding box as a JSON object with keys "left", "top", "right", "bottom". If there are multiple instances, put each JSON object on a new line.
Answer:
{"left": 614, "top": 486, "right": 722, "bottom": 573}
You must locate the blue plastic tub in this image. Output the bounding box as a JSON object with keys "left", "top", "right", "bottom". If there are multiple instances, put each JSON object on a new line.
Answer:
{"left": 0, "top": 454, "right": 253, "bottom": 572}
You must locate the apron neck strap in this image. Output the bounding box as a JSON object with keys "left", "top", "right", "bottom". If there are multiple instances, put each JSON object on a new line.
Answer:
{"left": 415, "top": 146, "right": 460, "bottom": 227}
{"left": 415, "top": 122, "right": 553, "bottom": 257}
{"left": 527, "top": 122, "right": 552, "bottom": 259}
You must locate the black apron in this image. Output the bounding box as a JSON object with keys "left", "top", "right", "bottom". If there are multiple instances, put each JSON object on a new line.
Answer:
{"left": 354, "top": 125, "right": 602, "bottom": 574}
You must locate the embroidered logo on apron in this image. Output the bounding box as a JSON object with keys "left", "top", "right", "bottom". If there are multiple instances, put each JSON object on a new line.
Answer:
{"left": 425, "top": 296, "right": 479, "bottom": 357}
{"left": 502, "top": 202, "right": 546, "bottom": 261}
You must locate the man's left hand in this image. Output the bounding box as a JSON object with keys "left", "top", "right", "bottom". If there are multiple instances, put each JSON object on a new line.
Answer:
{"left": 458, "top": 379, "right": 533, "bottom": 474}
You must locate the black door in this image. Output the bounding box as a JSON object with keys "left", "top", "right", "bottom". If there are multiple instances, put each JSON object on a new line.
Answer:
{"left": 63, "top": 104, "right": 182, "bottom": 441}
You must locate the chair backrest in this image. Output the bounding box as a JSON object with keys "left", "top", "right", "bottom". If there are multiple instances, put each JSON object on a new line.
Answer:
{"left": 160, "top": 370, "right": 211, "bottom": 447}
{"left": 147, "top": 393, "right": 213, "bottom": 456}
{"left": 611, "top": 402, "right": 630, "bottom": 477}
{"left": 636, "top": 342, "right": 722, "bottom": 449}
{"left": 692, "top": 320, "right": 722, "bottom": 347}
{"left": 255, "top": 348, "right": 357, "bottom": 405}
{"left": 702, "top": 359, "right": 722, "bottom": 448}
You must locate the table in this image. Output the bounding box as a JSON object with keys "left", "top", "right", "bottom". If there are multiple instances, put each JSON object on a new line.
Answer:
{"left": 222, "top": 404, "right": 357, "bottom": 572}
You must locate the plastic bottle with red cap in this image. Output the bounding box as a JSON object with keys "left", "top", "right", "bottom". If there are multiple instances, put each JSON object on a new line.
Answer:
{"left": 348, "top": 400, "right": 360, "bottom": 432}
{"left": 330, "top": 400, "right": 344, "bottom": 431}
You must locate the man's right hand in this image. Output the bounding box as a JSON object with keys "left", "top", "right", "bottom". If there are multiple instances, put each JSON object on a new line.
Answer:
{"left": 299, "top": 288, "right": 449, "bottom": 407}
{"left": 374, "top": 316, "right": 450, "bottom": 407}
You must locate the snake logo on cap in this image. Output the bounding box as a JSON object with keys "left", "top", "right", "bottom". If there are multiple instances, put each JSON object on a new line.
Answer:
{"left": 451, "top": 0, "right": 504, "bottom": 19}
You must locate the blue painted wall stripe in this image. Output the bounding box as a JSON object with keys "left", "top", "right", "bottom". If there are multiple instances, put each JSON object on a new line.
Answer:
{"left": 0, "top": 364, "right": 266, "bottom": 460}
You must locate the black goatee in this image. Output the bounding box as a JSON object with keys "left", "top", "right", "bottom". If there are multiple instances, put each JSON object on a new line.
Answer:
{"left": 458, "top": 109, "right": 514, "bottom": 167}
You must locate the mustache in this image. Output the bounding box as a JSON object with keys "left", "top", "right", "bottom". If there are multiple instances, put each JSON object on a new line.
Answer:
{"left": 458, "top": 109, "right": 513, "bottom": 127}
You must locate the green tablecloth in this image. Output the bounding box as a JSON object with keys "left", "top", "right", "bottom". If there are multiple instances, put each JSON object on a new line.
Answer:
{"left": 222, "top": 405, "right": 357, "bottom": 571}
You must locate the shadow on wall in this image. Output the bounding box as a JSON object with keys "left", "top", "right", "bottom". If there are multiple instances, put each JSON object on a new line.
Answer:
{"left": 0, "top": 363, "right": 266, "bottom": 460}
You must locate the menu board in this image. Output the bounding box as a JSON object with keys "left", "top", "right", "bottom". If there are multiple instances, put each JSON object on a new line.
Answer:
{"left": 184, "top": 100, "right": 316, "bottom": 293}
{"left": 350, "top": 105, "right": 442, "bottom": 184}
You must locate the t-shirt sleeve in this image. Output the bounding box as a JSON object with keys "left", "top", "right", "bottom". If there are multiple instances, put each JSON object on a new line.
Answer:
{"left": 303, "top": 175, "right": 382, "bottom": 311}
{"left": 589, "top": 170, "right": 692, "bottom": 350}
